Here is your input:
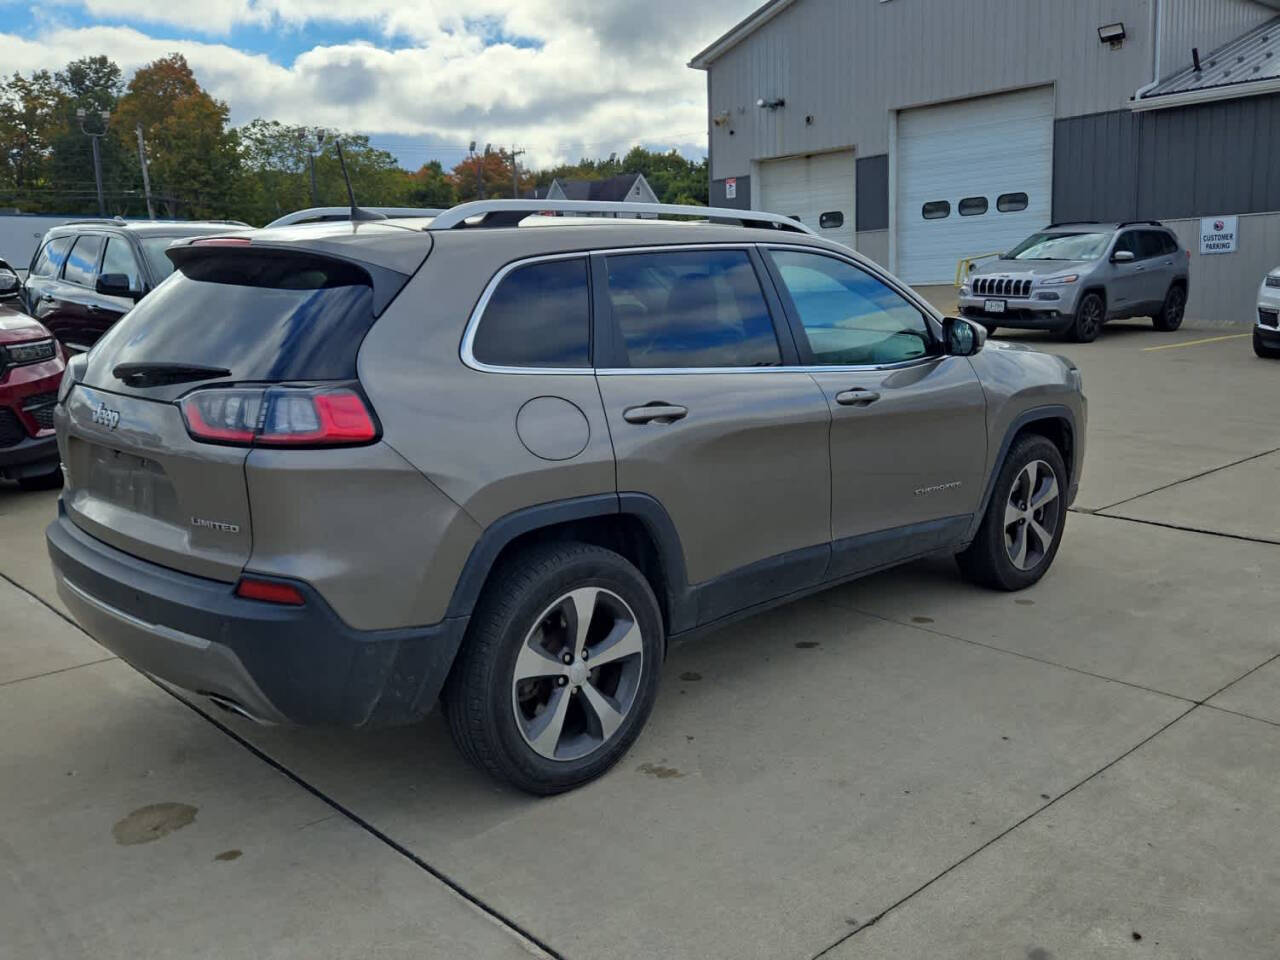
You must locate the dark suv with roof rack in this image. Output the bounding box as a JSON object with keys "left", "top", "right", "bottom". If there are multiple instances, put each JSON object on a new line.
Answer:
{"left": 47, "top": 199, "right": 1086, "bottom": 794}
{"left": 959, "top": 221, "right": 1190, "bottom": 342}
{"left": 22, "top": 218, "right": 250, "bottom": 352}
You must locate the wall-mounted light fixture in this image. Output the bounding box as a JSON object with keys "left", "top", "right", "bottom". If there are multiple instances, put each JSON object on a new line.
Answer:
{"left": 1098, "top": 22, "right": 1125, "bottom": 47}
{"left": 713, "top": 111, "right": 732, "bottom": 127}
{"left": 756, "top": 97, "right": 786, "bottom": 110}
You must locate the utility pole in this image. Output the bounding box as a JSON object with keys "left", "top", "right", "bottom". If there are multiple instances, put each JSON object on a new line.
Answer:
{"left": 509, "top": 145, "right": 526, "bottom": 198}
{"left": 135, "top": 123, "right": 155, "bottom": 220}
{"left": 76, "top": 108, "right": 110, "bottom": 217}
{"left": 300, "top": 129, "right": 326, "bottom": 206}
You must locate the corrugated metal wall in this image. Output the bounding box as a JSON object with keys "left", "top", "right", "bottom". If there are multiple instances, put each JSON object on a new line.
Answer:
{"left": 1053, "top": 93, "right": 1280, "bottom": 222}
{"left": 705, "top": 0, "right": 1159, "bottom": 179}
{"left": 1159, "top": 0, "right": 1275, "bottom": 77}
{"left": 1165, "top": 213, "right": 1280, "bottom": 320}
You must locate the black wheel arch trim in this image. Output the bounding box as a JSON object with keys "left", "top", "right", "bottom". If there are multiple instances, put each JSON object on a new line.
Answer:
{"left": 966, "top": 404, "right": 1078, "bottom": 542}
{"left": 444, "top": 492, "right": 697, "bottom": 633}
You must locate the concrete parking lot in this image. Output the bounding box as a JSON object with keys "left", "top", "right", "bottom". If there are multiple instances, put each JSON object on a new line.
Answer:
{"left": 2, "top": 317, "right": 1277, "bottom": 959}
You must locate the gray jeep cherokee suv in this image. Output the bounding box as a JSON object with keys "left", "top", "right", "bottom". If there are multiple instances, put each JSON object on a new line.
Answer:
{"left": 959, "top": 221, "right": 1190, "bottom": 342}
{"left": 47, "top": 200, "right": 1086, "bottom": 794}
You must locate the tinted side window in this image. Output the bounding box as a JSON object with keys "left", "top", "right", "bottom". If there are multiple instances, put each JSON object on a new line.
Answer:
{"left": 1137, "top": 231, "right": 1168, "bottom": 259}
{"left": 472, "top": 258, "right": 591, "bottom": 368}
{"left": 63, "top": 235, "right": 104, "bottom": 286}
{"left": 31, "top": 236, "right": 73, "bottom": 278}
{"left": 770, "top": 249, "right": 933, "bottom": 366}
{"left": 605, "top": 249, "right": 780, "bottom": 368}
{"left": 1113, "top": 232, "right": 1139, "bottom": 258}
{"left": 101, "top": 237, "right": 143, "bottom": 291}
{"left": 1159, "top": 232, "right": 1180, "bottom": 255}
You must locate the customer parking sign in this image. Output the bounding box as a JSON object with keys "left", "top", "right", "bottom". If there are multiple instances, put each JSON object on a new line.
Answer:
{"left": 1199, "top": 216, "right": 1238, "bottom": 255}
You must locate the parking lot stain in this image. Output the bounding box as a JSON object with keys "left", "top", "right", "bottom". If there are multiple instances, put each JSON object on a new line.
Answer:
{"left": 1026, "top": 949, "right": 1054, "bottom": 960}
{"left": 911, "top": 616, "right": 935, "bottom": 624}
{"left": 638, "top": 762, "right": 685, "bottom": 779}
{"left": 112, "top": 803, "right": 198, "bottom": 846}
{"left": 214, "top": 849, "right": 242, "bottom": 862}
{"left": 1131, "top": 932, "right": 1143, "bottom": 942}
{"left": 795, "top": 641, "right": 820, "bottom": 649}
{"left": 1016, "top": 598, "right": 1035, "bottom": 606}
{"left": 679, "top": 671, "right": 702, "bottom": 682}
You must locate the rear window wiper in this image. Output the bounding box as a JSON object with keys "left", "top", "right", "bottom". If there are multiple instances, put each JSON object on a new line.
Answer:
{"left": 112, "top": 362, "right": 233, "bottom": 387}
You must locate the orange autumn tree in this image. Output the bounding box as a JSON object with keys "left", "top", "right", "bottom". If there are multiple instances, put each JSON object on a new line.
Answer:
{"left": 112, "top": 53, "right": 239, "bottom": 219}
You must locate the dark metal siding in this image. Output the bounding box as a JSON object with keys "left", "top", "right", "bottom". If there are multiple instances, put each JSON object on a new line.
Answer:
{"left": 1054, "top": 93, "right": 1280, "bottom": 223}
{"left": 855, "top": 154, "right": 889, "bottom": 232}
{"left": 710, "top": 176, "right": 752, "bottom": 210}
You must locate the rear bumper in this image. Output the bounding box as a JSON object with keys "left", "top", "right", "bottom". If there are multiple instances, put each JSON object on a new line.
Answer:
{"left": 47, "top": 506, "right": 468, "bottom": 728}
{"left": 0, "top": 432, "right": 59, "bottom": 479}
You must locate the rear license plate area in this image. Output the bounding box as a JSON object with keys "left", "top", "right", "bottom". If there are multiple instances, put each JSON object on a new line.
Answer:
{"left": 79, "top": 442, "right": 178, "bottom": 519}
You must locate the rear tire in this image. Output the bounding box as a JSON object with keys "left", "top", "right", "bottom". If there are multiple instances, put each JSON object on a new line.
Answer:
{"left": 444, "top": 541, "right": 663, "bottom": 795}
{"left": 1153, "top": 284, "right": 1186, "bottom": 332}
{"left": 1255, "top": 329, "right": 1280, "bottom": 359}
{"left": 1069, "top": 293, "right": 1104, "bottom": 343}
{"left": 957, "top": 435, "right": 1068, "bottom": 591}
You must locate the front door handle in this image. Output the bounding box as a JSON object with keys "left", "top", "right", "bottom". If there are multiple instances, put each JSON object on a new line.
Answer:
{"left": 623, "top": 402, "right": 688, "bottom": 424}
{"left": 834, "top": 388, "right": 881, "bottom": 407}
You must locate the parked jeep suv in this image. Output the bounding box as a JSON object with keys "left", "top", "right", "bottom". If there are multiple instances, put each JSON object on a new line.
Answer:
{"left": 23, "top": 218, "right": 250, "bottom": 352}
{"left": 47, "top": 201, "right": 1086, "bottom": 793}
{"left": 960, "top": 221, "right": 1190, "bottom": 342}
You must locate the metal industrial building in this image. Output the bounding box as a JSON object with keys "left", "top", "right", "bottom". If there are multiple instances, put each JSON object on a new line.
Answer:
{"left": 691, "top": 0, "right": 1280, "bottom": 319}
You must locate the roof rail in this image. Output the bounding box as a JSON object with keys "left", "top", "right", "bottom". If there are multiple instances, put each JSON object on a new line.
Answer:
{"left": 1117, "top": 220, "right": 1164, "bottom": 228}
{"left": 1045, "top": 221, "right": 1100, "bottom": 229}
{"left": 427, "top": 199, "right": 816, "bottom": 235}
{"left": 266, "top": 206, "right": 444, "bottom": 228}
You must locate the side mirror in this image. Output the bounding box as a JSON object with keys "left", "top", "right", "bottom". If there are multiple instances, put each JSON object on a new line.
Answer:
{"left": 0, "top": 272, "right": 18, "bottom": 296}
{"left": 1111, "top": 249, "right": 1135, "bottom": 264}
{"left": 96, "top": 273, "right": 140, "bottom": 299}
{"left": 943, "top": 316, "right": 987, "bottom": 357}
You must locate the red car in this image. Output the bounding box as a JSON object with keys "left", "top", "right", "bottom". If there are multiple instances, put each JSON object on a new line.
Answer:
{"left": 0, "top": 305, "right": 64, "bottom": 489}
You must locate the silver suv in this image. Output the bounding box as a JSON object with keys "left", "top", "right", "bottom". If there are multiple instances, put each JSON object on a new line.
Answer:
{"left": 959, "top": 221, "right": 1190, "bottom": 342}
{"left": 47, "top": 200, "right": 1086, "bottom": 794}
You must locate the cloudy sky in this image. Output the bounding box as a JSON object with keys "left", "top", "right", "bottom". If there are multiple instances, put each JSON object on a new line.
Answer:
{"left": 0, "top": 0, "right": 759, "bottom": 170}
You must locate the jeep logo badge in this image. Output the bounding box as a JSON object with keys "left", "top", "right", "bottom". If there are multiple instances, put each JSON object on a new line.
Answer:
{"left": 90, "top": 402, "right": 120, "bottom": 430}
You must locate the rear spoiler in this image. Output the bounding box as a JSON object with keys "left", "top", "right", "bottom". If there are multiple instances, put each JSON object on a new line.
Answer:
{"left": 167, "top": 236, "right": 429, "bottom": 317}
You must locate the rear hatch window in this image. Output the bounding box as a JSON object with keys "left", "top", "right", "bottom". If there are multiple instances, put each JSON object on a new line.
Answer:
{"left": 85, "top": 249, "right": 378, "bottom": 394}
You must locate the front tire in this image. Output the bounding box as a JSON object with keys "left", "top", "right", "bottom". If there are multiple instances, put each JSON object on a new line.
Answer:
{"left": 1255, "top": 329, "right": 1280, "bottom": 359}
{"left": 444, "top": 541, "right": 663, "bottom": 795}
{"left": 1153, "top": 284, "right": 1186, "bottom": 332}
{"left": 1069, "top": 292, "right": 1104, "bottom": 343}
{"left": 957, "top": 435, "right": 1068, "bottom": 591}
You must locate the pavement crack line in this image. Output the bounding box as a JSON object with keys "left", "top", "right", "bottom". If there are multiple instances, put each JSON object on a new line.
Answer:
{"left": 0, "top": 655, "right": 118, "bottom": 688}
{"left": 1079, "top": 510, "right": 1280, "bottom": 546}
{"left": 0, "top": 570, "right": 561, "bottom": 960}
{"left": 151, "top": 679, "right": 563, "bottom": 960}
{"left": 1090, "top": 445, "right": 1280, "bottom": 514}
{"left": 809, "top": 649, "right": 1280, "bottom": 959}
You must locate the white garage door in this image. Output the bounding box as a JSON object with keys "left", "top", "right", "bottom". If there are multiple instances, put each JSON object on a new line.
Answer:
{"left": 758, "top": 151, "right": 855, "bottom": 250}
{"left": 896, "top": 87, "right": 1054, "bottom": 285}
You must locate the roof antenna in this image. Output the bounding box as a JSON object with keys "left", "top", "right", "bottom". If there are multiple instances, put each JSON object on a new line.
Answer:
{"left": 333, "top": 137, "right": 386, "bottom": 223}
{"left": 1192, "top": 47, "right": 1202, "bottom": 72}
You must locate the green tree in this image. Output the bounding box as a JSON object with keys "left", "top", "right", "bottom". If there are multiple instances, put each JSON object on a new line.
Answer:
{"left": 112, "top": 53, "right": 240, "bottom": 219}
{"left": 47, "top": 56, "right": 141, "bottom": 216}
{"left": 404, "top": 160, "right": 455, "bottom": 208}
{"left": 0, "top": 70, "right": 63, "bottom": 209}
{"left": 451, "top": 150, "right": 534, "bottom": 201}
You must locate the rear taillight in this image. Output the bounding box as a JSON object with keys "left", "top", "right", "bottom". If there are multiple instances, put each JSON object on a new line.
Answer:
{"left": 179, "top": 385, "right": 378, "bottom": 447}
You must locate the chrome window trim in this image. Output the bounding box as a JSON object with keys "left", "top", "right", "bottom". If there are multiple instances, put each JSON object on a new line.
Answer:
{"left": 460, "top": 240, "right": 947, "bottom": 376}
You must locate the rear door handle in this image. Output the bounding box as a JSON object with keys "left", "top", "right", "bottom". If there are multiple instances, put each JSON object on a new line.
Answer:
{"left": 623, "top": 403, "right": 688, "bottom": 424}
{"left": 835, "top": 389, "right": 881, "bottom": 407}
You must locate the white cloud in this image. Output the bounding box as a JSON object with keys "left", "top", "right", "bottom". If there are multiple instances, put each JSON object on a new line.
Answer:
{"left": 4, "top": 1, "right": 758, "bottom": 168}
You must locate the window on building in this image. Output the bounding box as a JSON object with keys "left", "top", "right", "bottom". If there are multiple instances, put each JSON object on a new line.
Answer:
{"left": 997, "top": 192, "right": 1029, "bottom": 213}
{"left": 769, "top": 249, "right": 933, "bottom": 366}
{"left": 819, "top": 211, "right": 845, "bottom": 229}
{"left": 605, "top": 249, "right": 780, "bottom": 368}
{"left": 472, "top": 258, "right": 591, "bottom": 368}
{"left": 922, "top": 201, "right": 951, "bottom": 220}
{"left": 958, "top": 197, "right": 988, "bottom": 217}
{"left": 30, "top": 236, "right": 73, "bottom": 278}
{"left": 62, "top": 235, "right": 104, "bottom": 287}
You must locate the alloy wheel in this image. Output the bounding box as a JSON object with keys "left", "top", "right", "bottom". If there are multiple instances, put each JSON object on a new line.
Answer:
{"left": 1165, "top": 288, "right": 1186, "bottom": 326}
{"left": 511, "top": 587, "right": 645, "bottom": 761}
{"left": 1004, "top": 459, "right": 1062, "bottom": 571}
{"left": 1078, "top": 297, "right": 1102, "bottom": 340}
